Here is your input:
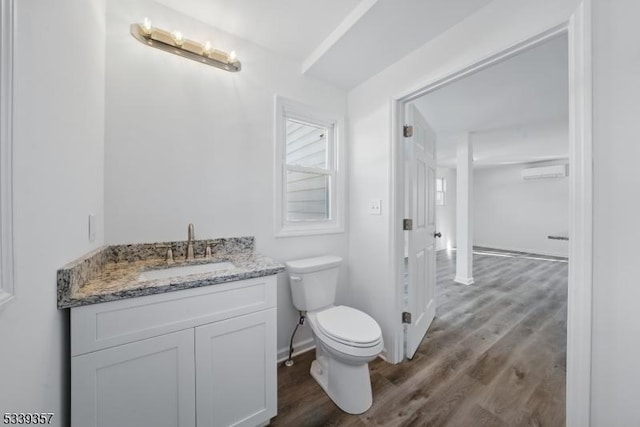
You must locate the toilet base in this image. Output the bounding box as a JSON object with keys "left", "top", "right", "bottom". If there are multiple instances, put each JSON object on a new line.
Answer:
{"left": 310, "top": 345, "right": 374, "bottom": 414}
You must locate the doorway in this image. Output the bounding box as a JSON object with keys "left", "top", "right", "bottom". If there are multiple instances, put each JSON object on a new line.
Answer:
{"left": 392, "top": 8, "right": 592, "bottom": 426}
{"left": 403, "top": 29, "right": 570, "bottom": 353}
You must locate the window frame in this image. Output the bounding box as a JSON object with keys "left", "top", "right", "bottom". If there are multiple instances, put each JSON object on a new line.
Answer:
{"left": 0, "top": 0, "right": 14, "bottom": 309}
{"left": 435, "top": 177, "right": 446, "bottom": 206}
{"left": 283, "top": 118, "right": 334, "bottom": 222}
{"left": 274, "top": 96, "right": 345, "bottom": 237}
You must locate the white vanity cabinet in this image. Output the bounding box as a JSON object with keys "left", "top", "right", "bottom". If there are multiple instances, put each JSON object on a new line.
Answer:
{"left": 70, "top": 276, "right": 277, "bottom": 427}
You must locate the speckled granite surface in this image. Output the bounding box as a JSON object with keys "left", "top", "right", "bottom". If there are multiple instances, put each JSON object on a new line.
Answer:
{"left": 57, "top": 237, "right": 285, "bottom": 309}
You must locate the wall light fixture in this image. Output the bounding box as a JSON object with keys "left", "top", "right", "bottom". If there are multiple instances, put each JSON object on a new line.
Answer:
{"left": 130, "top": 18, "right": 241, "bottom": 72}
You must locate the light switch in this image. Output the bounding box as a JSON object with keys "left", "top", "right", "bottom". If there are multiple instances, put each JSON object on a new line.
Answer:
{"left": 369, "top": 199, "right": 382, "bottom": 215}
{"left": 88, "top": 214, "right": 96, "bottom": 242}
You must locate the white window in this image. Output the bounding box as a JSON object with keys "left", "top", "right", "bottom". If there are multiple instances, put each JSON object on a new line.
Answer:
{"left": 436, "top": 177, "right": 446, "bottom": 206}
{"left": 0, "top": 0, "right": 14, "bottom": 308}
{"left": 274, "top": 96, "right": 344, "bottom": 237}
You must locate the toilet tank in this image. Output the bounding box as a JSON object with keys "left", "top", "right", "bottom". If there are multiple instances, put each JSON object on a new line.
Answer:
{"left": 285, "top": 256, "right": 342, "bottom": 312}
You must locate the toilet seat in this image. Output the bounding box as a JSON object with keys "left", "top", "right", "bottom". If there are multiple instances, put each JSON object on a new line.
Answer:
{"left": 315, "top": 306, "right": 383, "bottom": 348}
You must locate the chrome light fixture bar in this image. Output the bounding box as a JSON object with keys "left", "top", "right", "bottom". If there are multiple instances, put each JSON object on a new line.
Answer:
{"left": 130, "top": 19, "right": 241, "bottom": 72}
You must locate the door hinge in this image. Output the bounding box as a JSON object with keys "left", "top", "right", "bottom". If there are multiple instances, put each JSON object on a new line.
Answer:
{"left": 402, "top": 312, "right": 412, "bottom": 324}
{"left": 403, "top": 125, "right": 413, "bottom": 137}
{"left": 403, "top": 218, "right": 413, "bottom": 230}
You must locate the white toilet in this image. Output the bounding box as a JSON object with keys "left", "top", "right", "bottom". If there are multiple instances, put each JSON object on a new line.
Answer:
{"left": 285, "top": 255, "right": 384, "bottom": 414}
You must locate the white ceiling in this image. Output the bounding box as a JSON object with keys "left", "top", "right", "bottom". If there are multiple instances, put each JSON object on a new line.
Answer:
{"left": 436, "top": 121, "right": 569, "bottom": 168}
{"left": 303, "top": 0, "right": 494, "bottom": 89}
{"left": 153, "top": 0, "right": 493, "bottom": 89}
{"left": 154, "top": 0, "right": 362, "bottom": 60}
{"left": 411, "top": 34, "right": 569, "bottom": 168}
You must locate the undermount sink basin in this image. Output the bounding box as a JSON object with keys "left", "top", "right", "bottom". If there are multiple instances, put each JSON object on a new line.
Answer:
{"left": 139, "top": 262, "right": 235, "bottom": 282}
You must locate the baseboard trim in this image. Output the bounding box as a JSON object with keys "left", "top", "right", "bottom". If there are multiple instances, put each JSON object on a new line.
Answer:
{"left": 277, "top": 338, "right": 315, "bottom": 363}
{"left": 473, "top": 242, "right": 568, "bottom": 259}
{"left": 454, "top": 276, "right": 475, "bottom": 285}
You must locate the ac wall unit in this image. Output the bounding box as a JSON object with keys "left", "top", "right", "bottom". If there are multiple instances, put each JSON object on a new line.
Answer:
{"left": 522, "top": 164, "right": 568, "bottom": 180}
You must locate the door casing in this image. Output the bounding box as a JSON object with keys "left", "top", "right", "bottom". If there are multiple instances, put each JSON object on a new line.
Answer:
{"left": 388, "top": 2, "right": 592, "bottom": 426}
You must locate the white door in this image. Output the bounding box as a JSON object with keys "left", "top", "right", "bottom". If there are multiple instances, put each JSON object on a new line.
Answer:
{"left": 404, "top": 104, "right": 438, "bottom": 359}
{"left": 71, "top": 329, "right": 196, "bottom": 427}
{"left": 195, "top": 309, "right": 277, "bottom": 427}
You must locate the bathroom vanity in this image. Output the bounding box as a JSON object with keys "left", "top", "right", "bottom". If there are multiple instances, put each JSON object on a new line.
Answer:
{"left": 57, "top": 237, "right": 283, "bottom": 427}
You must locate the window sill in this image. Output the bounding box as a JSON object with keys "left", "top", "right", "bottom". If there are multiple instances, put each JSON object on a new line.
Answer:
{"left": 275, "top": 224, "right": 345, "bottom": 238}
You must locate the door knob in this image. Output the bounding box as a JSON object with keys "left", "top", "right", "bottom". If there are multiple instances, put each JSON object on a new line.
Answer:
{"left": 434, "top": 232, "right": 442, "bottom": 238}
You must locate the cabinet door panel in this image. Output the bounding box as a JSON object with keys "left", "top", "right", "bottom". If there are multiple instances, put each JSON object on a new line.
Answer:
{"left": 196, "top": 309, "right": 277, "bottom": 427}
{"left": 72, "top": 329, "right": 196, "bottom": 427}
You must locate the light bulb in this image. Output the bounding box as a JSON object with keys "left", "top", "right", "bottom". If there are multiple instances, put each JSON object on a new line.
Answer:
{"left": 203, "top": 41, "right": 212, "bottom": 55}
{"left": 172, "top": 30, "right": 183, "bottom": 46}
{"left": 228, "top": 50, "right": 237, "bottom": 63}
{"left": 141, "top": 17, "right": 152, "bottom": 35}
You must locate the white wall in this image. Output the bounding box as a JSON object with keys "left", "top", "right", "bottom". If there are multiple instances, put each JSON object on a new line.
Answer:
{"left": 436, "top": 160, "right": 569, "bottom": 258}
{"left": 104, "top": 0, "right": 349, "bottom": 358}
{"left": 348, "top": 102, "right": 395, "bottom": 356}
{"left": 0, "top": 0, "right": 105, "bottom": 425}
{"left": 591, "top": 0, "right": 640, "bottom": 424}
{"left": 435, "top": 167, "right": 456, "bottom": 251}
{"left": 348, "top": 0, "right": 581, "bottom": 362}
{"left": 474, "top": 162, "right": 569, "bottom": 257}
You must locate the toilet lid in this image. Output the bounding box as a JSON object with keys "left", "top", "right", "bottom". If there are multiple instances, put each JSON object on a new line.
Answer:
{"left": 316, "top": 306, "right": 382, "bottom": 346}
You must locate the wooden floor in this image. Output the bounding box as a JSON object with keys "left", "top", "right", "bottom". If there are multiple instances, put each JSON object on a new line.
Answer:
{"left": 271, "top": 249, "right": 568, "bottom": 427}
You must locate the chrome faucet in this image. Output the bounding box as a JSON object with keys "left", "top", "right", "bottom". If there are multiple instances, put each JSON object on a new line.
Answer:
{"left": 186, "top": 223, "right": 195, "bottom": 260}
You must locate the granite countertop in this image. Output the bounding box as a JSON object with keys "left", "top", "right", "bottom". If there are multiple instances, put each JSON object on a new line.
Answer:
{"left": 57, "top": 236, "right": 285, "bottom": 309}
